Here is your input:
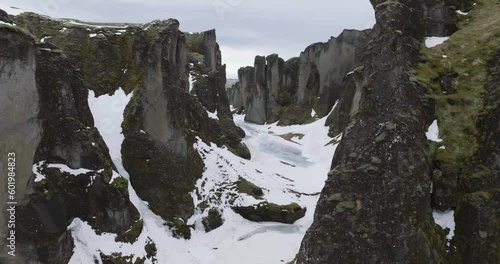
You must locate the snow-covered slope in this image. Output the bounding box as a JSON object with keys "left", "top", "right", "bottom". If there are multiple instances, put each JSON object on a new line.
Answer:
{"left": 74, "top": 90, "right": 339, "bottom": 263}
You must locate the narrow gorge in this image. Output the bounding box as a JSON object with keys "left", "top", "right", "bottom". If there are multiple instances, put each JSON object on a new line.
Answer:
{"left": 0, "top": 0, "right": 498, "bottom": 263}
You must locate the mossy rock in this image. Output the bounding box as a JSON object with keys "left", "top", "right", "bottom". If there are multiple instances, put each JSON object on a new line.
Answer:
{"left": 101, "top": 252, "right": 145, "bottom": 264}
{"left": 202, "top": 208, "right": 224, "bottom": 232}
{"left": 115, "top": 219, "right": 143, "bottom": 243}
{"left": 453, "top": 189, "right": 500, "bottom": 263}
{"left": 232, "top": 202, "right": 306, "bottom": 224}
{"left": 144, "top": 239, "right": 157, "bottom": 260}
{"left": 167, "top": 219, "right": 193, "bottom": 240}
{"left": 111, "top": 176, "right": 129, "bottom": 194}
{"left": 235, "top": 177, "right": 264, "bottom": 199}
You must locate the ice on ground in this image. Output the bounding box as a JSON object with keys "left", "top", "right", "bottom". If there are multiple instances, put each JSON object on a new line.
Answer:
{"left": 433, "top": 209, "right": 455, "bottom": 240}
{"left": 79, "top": 86, "right": 339, "bottom": 263}
{"left": 425, "top": 37, "right": 450, "bottom": 48}
{"left": 426, "top": 120, "right": 443, "bottom": 142}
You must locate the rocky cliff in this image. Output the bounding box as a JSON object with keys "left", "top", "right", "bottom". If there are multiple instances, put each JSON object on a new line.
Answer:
{"left": 298, "top": 0, "right": 500, "bottom": 263}
{"left": 298, "top": 0, "right": 441, "bottom": 262}
{"left": 229, "top": 29, "right": 371, "bottom": 125}
{"left": 0, "top": 24, "right": 42, "bottom": 264}
{"left": 0, "top": 9, "right": 248, "bottom": 263}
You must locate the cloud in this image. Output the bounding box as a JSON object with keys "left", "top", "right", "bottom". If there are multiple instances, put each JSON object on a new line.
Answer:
{"left": 220, "top": 45, "right": 298, "bottom": 79}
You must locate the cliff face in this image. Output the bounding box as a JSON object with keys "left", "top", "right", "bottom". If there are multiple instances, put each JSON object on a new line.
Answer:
{"left": 297, "top": 0, "right": 441, "bottom": 262}
{"left": 453, "top": 48, "right": 500, "bottom": 264}
{"left": 0, "top": 26, "right": 41, "bottom": 264}
{"left": 230, "top": 29, "right": 370, "bottom": 125}
{"left": 298, "top": 0, "right": 500, "bottom": 263}
{"left": 0, "top": 10, "right": 248, "bottom": 262}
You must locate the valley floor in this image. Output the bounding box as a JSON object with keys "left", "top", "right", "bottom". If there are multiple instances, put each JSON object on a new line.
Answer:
{"left": 70, "top": 90, "right": 339, "bottom": 264}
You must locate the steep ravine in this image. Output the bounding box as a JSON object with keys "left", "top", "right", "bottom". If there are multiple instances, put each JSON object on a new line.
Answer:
{"left": 0, "top": 5, "right": 332, "bottom": 264}
{"left": 0, "top": 0, "right": 499, "bottom": 263}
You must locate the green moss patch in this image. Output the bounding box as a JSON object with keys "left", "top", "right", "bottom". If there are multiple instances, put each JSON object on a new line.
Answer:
{"left": 115, "top": 219, "right": 143, "bottom": 243}
{"left": 414, "top": 0, "right": 500, "bottom": 189}
{"left": 234, "top": 177, "right": 264, "bottom": 199}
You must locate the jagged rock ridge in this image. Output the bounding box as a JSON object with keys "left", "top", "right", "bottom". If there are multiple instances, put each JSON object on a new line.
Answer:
{"left": 0, "top": 10, "right": 249, "bottom": 263}
{"left": 228, "top": 29, "right": 371, "bottom": 126}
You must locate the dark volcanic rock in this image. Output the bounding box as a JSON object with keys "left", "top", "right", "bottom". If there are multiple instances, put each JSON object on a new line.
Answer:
{"left": 122, "top": 20, "right": 204, "bottom": 222}
{"left": 15, "top": 47, "right": 139, "bottom": 264}
{"left": 189, "top": 29, "right": 235, "bottom": 121}
{"left": 202, "top": 208, "right": 224, "bottom": 232}
{"left": 122, "top": 20, "right": 249, "bottom": 229}
{"left": 0, "top": 8, "right": 14, "bottom": 24}
{"left": 297, "top": 1, "right": 443, "bottom": 263}
{"left": 233, "top": 202, "right": 306, "bottom": 224}
{"left": 453, "top": 48, "right": 500, "bottom": 264}
{"left": 325, "top": 72, "right": 357, "bottom": 137}
{"left": 231, "top": 29, "right": 370, "bottom": 126}
{"left": 454, "top": 190, "right": 500, "bottom": 263}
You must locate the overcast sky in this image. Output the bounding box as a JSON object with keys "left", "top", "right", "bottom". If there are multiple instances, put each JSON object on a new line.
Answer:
{"left": 1, "top": 0, "right": 374, "bottom": 78}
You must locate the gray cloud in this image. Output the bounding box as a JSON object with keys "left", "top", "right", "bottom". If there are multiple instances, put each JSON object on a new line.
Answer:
{"left": 1, "top": 0, "right": 374, "bottom": 78}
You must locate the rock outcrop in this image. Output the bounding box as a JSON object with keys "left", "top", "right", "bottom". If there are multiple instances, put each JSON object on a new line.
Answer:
{"left": 453, "top": 48, "right": 500, "bottom": 264}
{"left": 422, "top": 0, "right": 475, "bottom": 37}
{"left": 297, "top": 1, "right": 444, "bottom": 262}
{"left": 188, "top": 30, "right": 235, "bottom": 121}
{"left": 0, "top": 9, "right": 249, "bottom": 262}
{"left": 0, "top": 25, "right": 41, "bottom": 264}
{"left": 230, "top": 29, "right": 370, "bottom": 126}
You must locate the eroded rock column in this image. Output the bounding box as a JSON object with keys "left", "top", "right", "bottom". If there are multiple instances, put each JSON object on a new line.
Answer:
{"left": 298, "top": 0, "right": 443, "bottom": 262}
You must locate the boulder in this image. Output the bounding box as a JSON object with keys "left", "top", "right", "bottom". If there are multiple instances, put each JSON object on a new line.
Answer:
{"left": 233, "top": 202, "right": 306, "bottom": 224}
{"left": 202, "top": 208, "right": 224, "bottom": 232}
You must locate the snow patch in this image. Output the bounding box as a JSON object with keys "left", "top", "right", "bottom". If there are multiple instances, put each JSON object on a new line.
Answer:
{"left": 88, "top": 88, "right": 133, "bottom": 167}
{"left": 80, "top": 84, "right": 340, "bottom": 263}
{"left": 32, "top": 161, "right": 46, "bottom": 183}
{"left": 40, "top": 36, "right": 52, "bottom": 43}
{"left": 189, "top": 73, "right": 195, "bottom": 92}
{"left": 433, "top": 209, "right": 455, "bottom": 241}
{"left": 425, "top": 37, "right": 450, "bottom": 48}
{"left": 0, "top": 21, "right": 15, "bottom": 26}
{"left": 426, "top": 120, "right": 443, "bottom": 142}
{"left": 456, "top": 10, "right": 468, "bottom": 15}
{"left": 207, "top": 110, "right": 219, "bottom": 120}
